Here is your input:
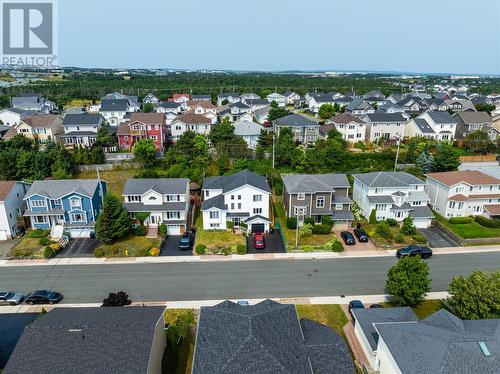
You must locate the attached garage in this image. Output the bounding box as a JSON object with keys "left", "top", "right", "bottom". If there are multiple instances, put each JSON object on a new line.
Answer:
{"left": 245, "top": 215, "right": 270, "bottom": 234}
{"left": 68, "top": 228, "right": 92, "bottom": 238}
{"left": 166, "top": 224, "right": 181, "bottom": 236}
{"left": 251, "top": 223, "right": 265, "bottom": 233}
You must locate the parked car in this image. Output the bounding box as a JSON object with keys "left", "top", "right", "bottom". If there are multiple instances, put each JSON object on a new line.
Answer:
{"left": 254, "top": 233, "right": 265, "bottom": 249}
{"left": 0, "top": 291, "right": 24, "bottom": 306}
{"left": 178, "top": 231, "right": 194, "bottom": 250}
{"left": 24, "top": 290, "right": 63, "bottom": 305}
{"left": 340, "top": 231, "right": 356, "bottom": 245}
{"left": 348, "top": 300, "right": 365, "bottom": 318}
{"left": 396, "top": 245, "right": 433, "bottom": 259}
{"left": 353, "top": 228, "right": 369, "bottom": 242}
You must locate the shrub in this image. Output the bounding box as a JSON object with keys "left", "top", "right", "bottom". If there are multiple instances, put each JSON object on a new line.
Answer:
{"left": 412, "top": 233, "right": 427, "bottom": 244}
{"left": 395, "top": 233, "right": 405, "bottom": 243}
{"left": 300, "top": 223, "right": 313, "bottom": 238}
{"left": 27, "top": 229, "right": 50, "bottom": 238}
{"left": 149, "top": 247, "right": 160, "bottom": 256}
{"left": 286, "top": 217, "right": 297, "bottom": 229}
{"left": 43, "top": 246, "right": 55, "bottom": 259}
{"left": 133, "top": 225, "right": 146, "bottom": 236}
{"left": 226, "top": 220, "right": 234, "bottom": 229}
{"left": 449, "top": 217, "right": 473, "bottom": 224}
{"left": 474, "top": 215, "right": 500, "bottom": 228}
{"left": 236, "top": 244, "right": 246, "bottom": 255}
{"left": 159, "top": 224, "right": 167, "bottom": 235}
{"left": 39, "top": 237, "right": 51, "bottom": 245}
{"left": 375, "top": 221, "right": 393, "bottom": 240}
{"left": 94, "top": 247, "right": 105, "bottom": 258}
{"left": 322, "top": 215, "right": 334, "bottom": 226}
{"left": 49, "top": 243, "right": 61, "bottom": 251}
{"left": 369, "top": 210, "right": 377, "bottom": 224}
{"left": 386, "top": 218, "right": 398, "bottom": 227}
{"left": 102, "top": 291, "right": 132, "bottom": 307}
{"left": 312, "top": 223, "right": 332, "bottom": 235}
{"left": 195, "top": 244, "right": 206, "bottom": 255}
{"left": 304, "top": 217, "right": 315, "bottom": 226}
{"left": 331, "top": 239, "right": 344, "bottom": 252}
{"left": 220, "top": 247, "right": 232, "bottom": 256}
{"left": 400, "top": 217, "right": 417, "bottom": 236}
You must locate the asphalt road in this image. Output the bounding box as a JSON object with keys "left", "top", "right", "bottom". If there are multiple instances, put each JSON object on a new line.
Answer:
{"left": 0, "top": 252, "right": 499, "bottom": 303}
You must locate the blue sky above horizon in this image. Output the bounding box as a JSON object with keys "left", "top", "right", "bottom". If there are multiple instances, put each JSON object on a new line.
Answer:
{"left": 59, "top": 0, "right": 500, "bottom": 75}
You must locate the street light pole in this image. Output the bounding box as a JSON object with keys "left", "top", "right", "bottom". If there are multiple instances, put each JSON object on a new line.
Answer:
{"left": 272, "top": 133, "right": 276, "bottom": 169}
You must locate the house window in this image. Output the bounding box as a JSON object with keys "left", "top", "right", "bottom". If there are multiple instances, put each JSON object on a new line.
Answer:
{"left": 70, "top": 198, "right": 80, "bottom": 208}
{"left": 209, "top": 211, "right": 219, "bottom": 219}
{"left": 374, "top": 188, "right": 383, "bottom": 194}
{"left": 166, "top": 211, "right": 181, "bottom": 219}
{"left": 127, "top": 195, "right": 141, "bottom": 202}
{"left": 34, "top": 216, "right": 47, "bottom": 223}
{"left": 238, "top": 203, "right": 241, "bottom": 209}
{"left": 149, "top": 135, "right": 158, "bottom": 142}
{"left": 335, "top": 204, "right": 343, "bottom": 210}
{"left": 205, "top": 191, "right": 210, "bottom": 198}
{"left": 32, "top": 200, "right": 46, "bottom": 208}
{"left": 253, "top": 195, "right": 262, "bottom": 202}
{"left": 210, "top": 223, "right": 220, "bottom": 228}
{"left": 375, "top": 204, "right": 387, "bottom": 210}
{"left": 238, "top": 195, "right": 241, "bottom": 200}
{"left": 253, "top": 208, "right": 262, "bottom": 214}
{"left": 231, "top": 203, "right": 234, "bottom": 209}
{"left": 231, "top": 195, "right": 235, "bottom": 200}
{"left": 297, "top": 193, "right": 305, "bottom": 200}
{"left": 316, "top": 196, "right": 325, "bottom": 208}
{"left": 294, "top": 207, "right": 307, "bottom": 215}
{"left": 71, "top": 213, "right": 85, "bottom": 223}
{"left": 148, "top": 196, "right": 157, "bottom": 200}
{"left": 51, "top": 199, "right": 62, "bottom": 206}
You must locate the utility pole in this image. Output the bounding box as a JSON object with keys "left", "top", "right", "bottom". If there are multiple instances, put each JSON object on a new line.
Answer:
{"left": 272, "top": 133, "right": 276, "bottom": 169}
{"left": 394, "top": 136, "right": 401, "bottom": 172}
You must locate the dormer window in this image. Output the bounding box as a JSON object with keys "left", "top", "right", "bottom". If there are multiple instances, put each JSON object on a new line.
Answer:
{"left": 149, "top": 196, "right": 157, "bottom": 200}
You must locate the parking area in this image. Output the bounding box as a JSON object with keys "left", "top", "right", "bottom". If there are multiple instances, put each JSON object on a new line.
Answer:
{"left": 57, "top": 238, "right": 99, "bottom": 257}
{"left": 160, "top": 235, "right": 193, "bottom": 256}
{"left": 247, "top": 230, "right": 286, "bottom": 254}
{"left": 0, "top": 239, "right": 18, "bottom": 259}
{"left": 334, "top": 230, "right": 377, "bottom": 252}
{"left": 419, "top": 225, "right": 462, "bottom": 248}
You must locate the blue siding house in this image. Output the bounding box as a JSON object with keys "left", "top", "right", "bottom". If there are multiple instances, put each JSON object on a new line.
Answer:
{"left": 23, "top": 179, "right": 107, "bottom": 238}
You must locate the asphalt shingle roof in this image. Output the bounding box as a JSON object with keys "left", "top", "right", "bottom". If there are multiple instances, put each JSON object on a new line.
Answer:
{"left": 414, "top": 118, "right": 435, "bottom": 134}
{"left": 282, "top": 173, "right": 350, "bottom": 194}
{"left": 100, "top": 99, "right": 128, "bottom": 112}
{"left": 63, "top": 113, "right": 103, "bottom": 126}
{"left": 427, "top": 111, "right": 456, "bottom": 124}
{"left": 202, "top": 170, "right": 271, "bottom": 194}
{"left": 25, "top": 179, "right": 103, "bottom": 199}
{"left": 363, "top": 113, "right": 407, "bottom": 123}
{"left": 200, "top": 194, "right": 226, "bottom": 210}
{"left": 273, "top": 114, "right": 319, "bottom": 127}
{"left": 354, "top": 172, "right": 424, "bottom": 188}
{"left": 123, "top": 178, "right": 189, "bottom": 195}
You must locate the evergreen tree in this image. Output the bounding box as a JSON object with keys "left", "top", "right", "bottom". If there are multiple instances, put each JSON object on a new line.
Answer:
{"left": 95, "top": 194, "right": 131, "bottom": 243}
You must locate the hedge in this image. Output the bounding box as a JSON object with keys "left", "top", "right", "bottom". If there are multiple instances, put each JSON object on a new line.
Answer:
{"left": 312, "top": 223, "right": 332, "bottom": 235}
{"left": 195, "top": 244, "right": 206, "bottom": 255}
{"left": 286, "top": 217, "right": 297, "bottom": 229}
{"left": 133, "top": 225, "right": 146, "bottom": 236}
{"left": 474, "top": 215, "right": 500, "bottom": 228}
{"left": 449, "top": 217, "right": 473, "bottom": 224}
{"left": 236, "top": 244, "right": 246, "bottom": 255}
{"left": 386, "top": 218, "right": 398, "bottom": 227}
{"left": 43, "top": 246, "right": 55, "bottom": 259}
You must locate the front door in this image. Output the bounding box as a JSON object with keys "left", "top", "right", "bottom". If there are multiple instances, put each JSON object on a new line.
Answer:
{"left": 150, "top": 215, "right": 158, "bottom": 225}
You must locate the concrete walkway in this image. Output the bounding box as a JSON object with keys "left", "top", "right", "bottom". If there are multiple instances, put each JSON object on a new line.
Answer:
{"left": 1, "top": 245, "right": 499, "bottom": 267}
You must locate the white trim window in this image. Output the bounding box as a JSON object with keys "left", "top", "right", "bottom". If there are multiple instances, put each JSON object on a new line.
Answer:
{"left": 166, "top": 211, "right": 181, "bottom": 219}
{"left": 127, "top": 195, "right": 141, "bottom": 202}
{"left": 335, "top": 204, "right": 343, "bottom": 210}
{"left": 71, "top": 213, "right": 86, "bottom": 223}
{"left": 32, "top": 200, "right": 46, "bottom": 208}
{"left": 297, "top": 193, "right": 305, "bottom": 201}
{"left": 34, "top": 215, "right": 47, "bottom": 223}
{"left": 253, "top": 208, "right": 262, "bottom": 214}
{"left": 253, "top": 195, "right": 262, "bottom": 202}
{"left": 316, "top": 196, "right": 325, "bottom": 209}
{"left": 209, "top": 211, "right": 219, "bottom": 219}
{"left": 70, "top": 198, "right": 81, "bottom": 208}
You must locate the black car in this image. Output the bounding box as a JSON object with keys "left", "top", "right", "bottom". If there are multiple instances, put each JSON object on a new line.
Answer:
{"left": 340, "top": 231, "right": 356, "bottom": 245}
{"left": 178, "top": 231, "right": 194, "bottom": 250}
{"left": 24, "top": 290, "right": 63, "bottom": 305}
{"left": 353, "top": 228, "right": 369, "bottom": 242}
{"left": 396, "top": 245, "right": 433, "bottom": 259}
{"left": 348, "top": 300, "right": 365, "bottom": 318}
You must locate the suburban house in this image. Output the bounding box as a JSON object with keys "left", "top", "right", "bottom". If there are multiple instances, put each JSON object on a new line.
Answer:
{"left": 117, "top": 112, "right": 166, "bottom": 150}
{"left": 266, "top": 92, "right": 287, "bottom": 107}
{"left": 0, "top": 108, "right": 39, "bottom": 127}
{"left": 377, "top": 102, "right": 405, "bottom": 114}
{"left": 0, "top": 181, "right": 30, "bottom": 240}
{"left": 254, "top": 105, "right": 271, "bottom": 125}
{"left": 345, "top": 98, "right": 375, "bottom": 116}
{"left": 156, "top": 101, "right": 182, "bottom": 114}
{"left": 192, "top": 300, "right": 355, "bottom": 374}
{"left": 4, "top": 306, "right": 167, "bottom": 374}
{"left": 283, "top": 91, "right": 301, "bottom": 105}
{"left": 282, "top": 173, "right": 354, "bottom": 228}
{"left": 172, "top": 93, "right": 190, "bottom": 105}
{"left": 426, "top": 98, "right": 449, "bottom": 112}
{"left": 61, "top": 113, "right": 104, "bottom": 147}
{"left": 244, "top": 98, "right": 269, "bottom": 111}
{"left": 23, "top": 179, "right": 107, "bottom": 238}
{"left": 233, "top": 120, "right": 264, "bottom": 149}
{"left": 353, "top": 172, "right": 433, "bottom": 228}
{"left": 201, "top": 169, "right": 271, "bottom": 233}
{"left": 405, "top": 111, "right": 458, "bottom": 141}
{"left": 425, "top": 170, "right": 500, "bottom": 219}
{"left": 397, "top": 97, "right": 426, "bottom": 113}
{"left": 122, "top": 178, "right": 190, "bottom": 236}
{"left": 363, "top": 90, "right": 385, "bottom": 100}
{"left": 102, "top": 93, "right": 140, "bottom": 112}
{"left": 143, "top": 93, "right": 159, "bottom": 105}
{"left": 219, "top": 102, "right": 252, "bottom": 122}
{"left": 361, "top": 113, "right": 408, "bottom": 142}
{"left": 453, "top": 111, "right": 493, "bottom": 140}
{"left": 354, "top": 308, "right": 500, "bottom": 374}
{"left": 240, "top": 93, "right": 261, "bottom": 101}
{"left": 99, "top": 99, "right": 130, "bottom": 126}
{"left": 217, "top": 93, "right": 240, "bottom": 106}
{"left": 184, "top": 101, "right": 217, "bottom": 123}
{"left": 11, "top": 94, "right": 54, "bottom": 113}
{"left": 445, "top": 98, "right": 476, "bottom": 112}
{"left": 170, "top": 112, "right": 212, "bottom": 141}
{"left": 191, "top": 94, "right": 211, "bottom": 101}
{"left": 273, "top": 114, "right": 320, "bottom": 143}
{"left": 307, "top": 93, "right": 335, "bottom": 113}
{"left": 4, "top": 115, "right": 63, "bottom": 144}
{"left": 321, "top": 113, "right": 367, "bottom": 141}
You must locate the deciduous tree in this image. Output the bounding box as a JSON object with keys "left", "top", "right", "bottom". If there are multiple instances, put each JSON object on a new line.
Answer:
{"left": 386, "top": 256, "right": 431, "bottom": 306}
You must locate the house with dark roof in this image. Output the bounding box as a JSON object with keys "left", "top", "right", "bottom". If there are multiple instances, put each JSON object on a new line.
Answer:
{"left": 123, "top": 178, "right": 190, "bottom": 235}
{"left": 0, "top": 313, "right": 39, "bottom": 369}
{"left": 282, "top": 173, "right": 354, "bottom": 228}
{"left": 191, "top": 94, "right": 212, "bottom": 102}
{"left": 405, "top": 111, "right": 458, "bottom": 141}
{"left": 273, "top": 114, "right": 320, "bottom": 143}
{"left": 11, "top": 94, "right": 54, "bottom": 113}
{"left": 156, "top": 100, "right": 182, "bottom": 114}
{"left": 201, "top": 170, "right": 271, "bottom": 233}
{"left": 192, "top": 299, "right": 355, "bottom": 374}
{"left": 0, "top": 181, "right": 30, "bottom": 240}
{"left": 4, "top": 306, "right": 166, "bottom": 374}
{"left": 353, "top": 172, "right": 433, "bottom": 228}
{"left": 345, "top": 98, "right": 375, "bottom": 116}
{"left": 453, "top": 111, "right": 494, "bottom": 140}
{"left": 361, "top": 113, "right": 408, "bottom": 142}
{"left": 219, "top": 102, "right": 252, "bottom": 122}
{"left": 61, "top": 113, "right": 105, "bottom": 147}
{"left": 217, "top": 93, "right": 240, "bottom": 106}
{"left": 117, "top": 112, "right": 166, "bottom": 150}
{"left": 143, "top": 93, "right": 160, "bottom": 105}
{"left": 99, "top": 98, "right": 130, "bottom": 126}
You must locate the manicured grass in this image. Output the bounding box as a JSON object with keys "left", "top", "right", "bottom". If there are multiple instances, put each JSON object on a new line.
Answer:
{"left": 411, "top": 299, "right": 444, "bottom": 319}
{"left": 434, "top": 213, "right": 500, "bottom": 239}
{"left": 96, "top": 235, "right": 160, "bottom": 257}
{"left": 9, "top": 237, "right": 44, "bottom": 258}
{"left": 163, "top": 309, "right": 196, "bottom": 374}
{"left": 295, "top": 304, "right": 348, "bottom": 339}
{"left": 363, "top": 223, "right": 423, "bottom": 247}
{"left": 194, "top": 214, "right": 245, "bottom": 248}
{"left": 74, "top": 168, "right": 138, "bottom": 196}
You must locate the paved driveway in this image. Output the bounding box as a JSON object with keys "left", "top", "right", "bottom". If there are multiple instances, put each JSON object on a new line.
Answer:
{"left": 160, "top": 235, "right": 193, "bottom": 256}
{"left": 419, "top": 226, "right": 462, "bottom": 248}
{"left": 57, "top": 239, "right": 99, "bottom": 258}
{"left": 0, "top": 239, "right": 18, "bottom": 259}
{"left": 247, "top": 230, "right": 286, "bottom": 254}
{"left": 334, "top": 230, "right": 377, "bottom": 252}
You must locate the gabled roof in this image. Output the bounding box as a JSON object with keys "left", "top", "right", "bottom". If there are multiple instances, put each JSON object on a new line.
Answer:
{"left": 127, "top": 112, "right": 165, "bottom": 124}
{"left": 363, "top": 90, "right": 385, "bottom": 99}
{"left": 63, "top": 113, "right": 103, "bottom": 126}
{"left": 4, "top": 307, "right": 165, "bottom": 374}
{"left": 202, "top": 169, "right": 271, "bottom": 194}
{"left": 229, "top": 101, "right": 250, "bottom": 110}
{"left": 186, "top": 100, "right": 216, "bottom": 109}
{"left": 0, "top": 181, "right": 20, "bottom": 201}
{"left": 201, "top": 194, "right": 226, "bottom": 210}
{"left": 273, "top": 113, "right": 319, "bottom": 127}
{"left": 455, "top": 111, "right": 492, "bottom": 124}
{"left": 100, "top": 99, "right": 128, "bottom": 112}
{"left": 282, "top": 173, "right": 350, "bottom": 193}
{"left": 346, "top": 98, "right": 371, "bottom": 111}
{"left": 413, "top": 118, "right": 435, "bottom": 134}
{"left": 25, "top": 179, "right": 103, "bottom": 199}
{"left": 173, "top": 112, "right": 211, "bottom": 124}
{"left": 22, "top": 114, "right": 60, "bottom": 128}
{"left": 218, "top": 92, "right": 239, "bottom": 98}
{"left": 191, "top": 94, "right": 211, "bottom": 100}
{"left": 123, "top": 178, "right": 189, "bottom": 195}
{"left": 363, "top": 113, "right": 407, "bottom": 123}
{"left": 354, "top": 172, "right": 424, "bottom": 188}
{"left": 158, "top": 101, "right": 181, "bottom": 109}
{"left": 233, "top": 120, "right": 262, "bottom": 136}
{"left": 426, "top": 111, "right": 456, "bottom": 124}
{"left": 426, "top": 170, "right": 500, "bottom": 187}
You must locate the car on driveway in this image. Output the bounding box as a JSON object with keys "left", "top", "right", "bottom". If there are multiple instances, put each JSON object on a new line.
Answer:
{"left": 353, "top": 228, "right": 369, "bottom": 242}
{"left": 178, "top": 232, "right": 194, "bottom": 250}
{"left": 24, "top": 290, "right": 63, "bottom": 305}
{"left": 0, "top": 291, "right": 24, "bottom": 305}
{"left": 396, "top": 245, "right": 433, "bottom": 259}
{"left": 340, "top": 231, "right": 356, "bottom": 245}
{"left": 348, "top": 300, "right": 365, "bottom": 318}
{"left": 254, "top": 234, "right": 265, "bottom": 249}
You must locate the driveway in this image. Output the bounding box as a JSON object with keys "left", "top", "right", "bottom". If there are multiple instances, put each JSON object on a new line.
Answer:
{"left": 57, "top": 238, "right": 99, "bottom": 257}
{"left": 334, "top": 230, "right": 377, "bottom": 253}
{"left": 160, "top": 235, "right": 193, "bottom": 256}
{"left": 0, "top": 239, "right": 18, "bottom": 259}
{"left": 247, "top": 230, "right": 286, "bottom": 254}
{"left": 419, "top": 225, "right": 462, "bottom": 248}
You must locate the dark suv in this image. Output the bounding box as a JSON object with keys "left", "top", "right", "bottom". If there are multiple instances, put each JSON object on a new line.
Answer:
{"left": 178, "top": 231, "right": 194, "bottom": 250}
{"left": 396, "top": 245, "right": 433, "bottom": 259}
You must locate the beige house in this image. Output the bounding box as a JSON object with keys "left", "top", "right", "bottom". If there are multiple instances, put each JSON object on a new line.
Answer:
{"left": 4, "top": 114, "right": 63, "bottom": 145}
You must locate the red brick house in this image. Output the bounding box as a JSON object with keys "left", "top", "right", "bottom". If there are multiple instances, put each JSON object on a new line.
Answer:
{"left": 117, "top": 112, "right": 166, "bottom": 150}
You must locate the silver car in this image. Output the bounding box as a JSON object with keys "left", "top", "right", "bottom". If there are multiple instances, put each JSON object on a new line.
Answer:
{"left": 0, "top": 291, "right": 25, "bottom": 305}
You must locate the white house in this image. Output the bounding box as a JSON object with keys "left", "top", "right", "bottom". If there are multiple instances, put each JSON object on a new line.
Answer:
{"left": 361, "top": 113, "right": 408, "bottom": 142}
{"left": 122, "top": 178, "right": 190, "bottom": 236}
{"left": 0, "top": 108, "right": 27, "bottom": 127}
{"left": 425, "top": 170, "right": 500, "bottom": 219}
{"left": 201, "top": 170, "right": 271, "bottom": 233}
{"left": 99, "top": 99, "right": 129, "bottom": 126}
{"left": 219, "top": 102, "right": 252, "bottom": 122}
{"left": 266, "top": 93, "right": 287, "bottom": 107}
{"left": 143, "top": 93, "right": 159, "bottom": 105}
{"left": 308, "top": 94, "right": 334, "bottom": 113}
{"left": 217, "top": 93, "right": 240, "bottom": 106}
{"left": 233, "top": 120, "right": 264, "bottom": 149}
{"left": 185, "top": 101, "right": 217, "bottom": 124}
{"left": 324, "top": 113, "right": 367, "bottom": 141}
{"left": 170, "top": 112, "right": 212, "bottom": 141}
{"left": 353, "top": 172, "right": 433, "bottom": 228}
{"left": 156, "top": 101, "right": 182, "bottom": 114}
{"left": 0, "top": 181, "right": 30, "bottom": 240}
{"left": 60, "top": 113, "right": 105, "bottom": 147}
{"left": 405, "top": 111, "right": 458, "bottom": 141}
{"left": 283, "top": 92, "right": 301, "bottom": 105}
{"left": 345, "top": 98, "right": 374, "bottom": 116}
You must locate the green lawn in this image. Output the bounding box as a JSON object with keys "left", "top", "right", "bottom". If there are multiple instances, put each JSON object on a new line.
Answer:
{"left": 74, "top": 168, "right": 137, "bottom": 196}
{"left": 194, "top": 214, "right": 245, "bottom": 249}
{"left": 295, "top": 304, "right": 348, "bottom": 339}
{"left": 9, "top": 237, "right": 44, "bottom": 258}
{"left": 96, "top": 235, "right": 160, "bottom": 257}
{"left": 434, "top": 213, "right": 500, "bottom": 239}
{"left": 382, "top": 299, "right": 444, "bottom": 319}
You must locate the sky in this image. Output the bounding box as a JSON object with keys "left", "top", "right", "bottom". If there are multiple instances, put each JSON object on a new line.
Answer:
{"left": 59, "top": 0, "right": 500, "bottom": 75}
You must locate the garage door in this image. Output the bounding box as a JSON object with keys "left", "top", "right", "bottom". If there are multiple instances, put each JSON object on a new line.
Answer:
{"left": 167, "top": 225, "right": 181, "bottom": 235}
{"left": 0, "top": 230, "right": 7, "bottom": 241}
{"left": 68, "top": 228, "right": 91, "bottom": 238}
{"left": 251, "top": 223, "right": 265, "bottom": 233}
{"left": 414, "top": 218, "right": 431, "bottom": 229}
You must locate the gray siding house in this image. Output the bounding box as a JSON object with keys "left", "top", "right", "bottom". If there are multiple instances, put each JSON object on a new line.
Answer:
{"left": 273, "top": 114, "right": 320, "bottom": 144}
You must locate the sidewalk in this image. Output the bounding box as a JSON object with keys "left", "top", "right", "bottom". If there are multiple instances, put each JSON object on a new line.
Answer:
{"left": 0, "top": 245, "right": 498, "bottom": 267}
